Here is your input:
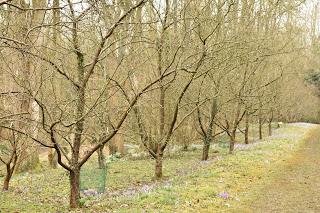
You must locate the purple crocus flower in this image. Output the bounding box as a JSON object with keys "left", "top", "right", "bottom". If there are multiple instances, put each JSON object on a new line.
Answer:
{"left": 83, "top": 189, "right": 98, "bottom": 196}
{"left": 217, "top": 192, "right": 229, "bottom": 199}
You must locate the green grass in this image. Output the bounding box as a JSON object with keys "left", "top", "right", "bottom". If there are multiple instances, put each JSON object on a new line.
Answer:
{"left": 0, "top": 123, "right": 316, "bottom": 212}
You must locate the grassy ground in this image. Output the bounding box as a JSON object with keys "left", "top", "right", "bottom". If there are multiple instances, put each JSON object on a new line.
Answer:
{"left": 0, "top": 123, "right": 317, "bottom": 212}
{"left": 234, "top": 123, "right": 320, "bottom": 212}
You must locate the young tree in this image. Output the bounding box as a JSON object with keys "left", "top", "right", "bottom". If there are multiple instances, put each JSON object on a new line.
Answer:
{"left": 0, "top": 0, "right": 154, "bottom": 208}
{"left": 0, "top": 123, "right": 22, "bottom": 191}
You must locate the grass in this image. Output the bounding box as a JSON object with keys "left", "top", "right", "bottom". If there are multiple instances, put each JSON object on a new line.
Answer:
{"left": 232, "top": 125, "right": 320, "bottom": 212}
{"left": 0, "top": 123, "right": 317, "bottom": 212}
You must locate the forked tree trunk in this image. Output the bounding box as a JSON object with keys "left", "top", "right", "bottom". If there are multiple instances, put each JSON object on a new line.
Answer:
{"left": 2, "top": 149, "right": 17, "bottom": 191}
{"left": 69, "top": 169, "right": 81, "bottom": 208}
{"left": 201, "top": 98, "right": 217, "bottom": 161}
{"left": 154, "top": 153, "right": 163, "bottom": 179}
{"left": 229, "top": 130, "right": 236, "bottom": 154}
{"left": 202, "top": 142, "right": 210, "bottom": 161}
{"left": 202, "top": 133, "right": 213, "bottom": 161}
{"left": 3, "top": 165, "right": 13, "bottom": 191}
{"left": 202, "top": 133, "right": 212, "bottom": 161}
{"left": 3, "top": 176, "right": 10, "bottom": 191}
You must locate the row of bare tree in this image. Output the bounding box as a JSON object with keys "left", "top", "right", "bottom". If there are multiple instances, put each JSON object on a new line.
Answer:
{"left": 0, "top": 0, "right": 319, "bottom": 208}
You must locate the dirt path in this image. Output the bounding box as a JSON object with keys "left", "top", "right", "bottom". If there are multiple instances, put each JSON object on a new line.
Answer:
{"left": 240, "top": 125, "right": 320, "bottom": 213}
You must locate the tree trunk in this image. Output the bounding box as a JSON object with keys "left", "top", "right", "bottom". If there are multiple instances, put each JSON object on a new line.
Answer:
{"left": 182, "top": 143, "right": 188, "bottom": 151}
{"left": 159, "top": 87, "right": 165, "bottom": 136}
{"left": 3, "top": 176, "right": 10, "bottom": 191}
{"left": 202, "top": 142, "right": 210, "bottom": 161}
{"left": 268, "top": 121, "right": 272, "bottom": 136}
{"left": 259, "top": 119, "right": 263, "bottom": 140}
{"left": 268, "top": 110, "right": 274, "bottom": 136}
{"left": 3, "top": 165, "right": 12, "bottom": 191}
{"left": 201, "top": 98, "right": 217, "bottom": 161}
{"left": 201, "top": 134, "right": 212, "bottom": 160}
{"left": 69, "top": 169, "right": 81, "bottom": 208}
{"left": 229, "top": 131, "right": 236, "bottom": 154}
{"left": 98, "top": 146, "right": 106, "bottom": 169}
{"left": 244, "top": 111, "right": 249, "bottom": 144}
{"left": 48, "top": 149, "right": 58, "bottom": 169}
{"left": 154, "top": 154, "right": 163, "bottom": 179}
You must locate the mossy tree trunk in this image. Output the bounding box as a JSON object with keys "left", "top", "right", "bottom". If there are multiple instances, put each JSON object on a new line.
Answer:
{"left": 202, "top": 140, "right": 210, "bottom": 161}
{"left": 154, "top": 151, "right": 163, "bottom": 179}
{"left": 198, "top": 98, "right": 218, "bottom": 161}
{"left": 98, "top": 145, "right": 106, "bottom": 169}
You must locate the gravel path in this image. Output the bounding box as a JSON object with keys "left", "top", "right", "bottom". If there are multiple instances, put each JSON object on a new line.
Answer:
{"left": 239, "top": 125, "right": 320, "bottom": 213}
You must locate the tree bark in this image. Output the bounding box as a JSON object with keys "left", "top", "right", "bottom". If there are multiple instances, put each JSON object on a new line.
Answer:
{"left": 159, "top": 87, "right": 165, "bottom": 136}
{"left": 268, "top": 110, "right": 274, "bottom": 136}
{"left": 154, "top": 152, "right": 163, "bottom": 179}
{"left": 202, "top": 141, "right": 210, "bottom": 161}
{"left": 2, "top": 146, "right": 17, "bottom": 191}
{"left": 229, "top": 130, "right": 236, "bottom": 154}
{"left": 182, "top": 143, "right": 189, "bottom": 151}
{"left": 259, "top": 118, "right": 263, "bottom": 140}
{"left": 98, "top": 146, "right": 106, "bottom": 169}
{"left": 244, "top": 111, "right": 249, "bottom": 144}
{"left": 48, "top": 149, "right": 58, "bottom": 169}
{"left": 268, "top": 121, "right": 272, "bottom": 136}
{"left": 3, "top": 176, "right": 10, "bottom": 191}
{"left": 69, "top": 169, "right": 80, "bottom": 208}
{"left": 201, "top": 98, "right": 217, "bottom": 161}
{"left": 3, "top": 165, "right": 12, "bottom": 191}
{"left": 258, "top": 99, "right": 263, "bottom": 140}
